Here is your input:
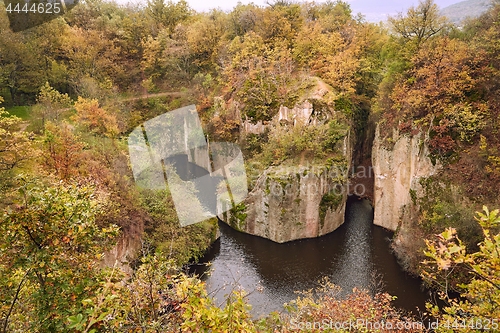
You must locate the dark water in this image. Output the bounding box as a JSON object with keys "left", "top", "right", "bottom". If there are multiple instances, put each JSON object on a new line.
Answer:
{"left": 190, "top": 197, "right": 432, "bottom": 318}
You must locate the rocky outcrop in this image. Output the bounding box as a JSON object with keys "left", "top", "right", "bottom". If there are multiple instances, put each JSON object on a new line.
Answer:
{"left": 221, "top": 164, "right": 348, "bottom": 243}
{"left": 372, "top": 125, "right": 440, "bottom": 231}
{"left": 242, "top": 120, "right": 267, "bottom": 135}
{"left": 226, "top": 81, "right": 350, "bottom": 243}
{"left": 102, "top": 234, "right": 142, "bottom": 275}
{"left": 241, "top": 100, "right": 317, "bottom": 135}
{"left": 277, "top": 101, "right": 315, "bottom": 126}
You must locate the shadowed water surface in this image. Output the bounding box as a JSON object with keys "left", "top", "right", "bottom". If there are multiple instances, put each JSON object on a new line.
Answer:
{"left": 190, "top": 197, "right": 432, "bottom": 318}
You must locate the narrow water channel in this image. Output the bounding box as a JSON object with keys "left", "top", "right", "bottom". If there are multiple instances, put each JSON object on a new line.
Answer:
{"left": 190, "top": 196, "right": 432, "bottom": 318}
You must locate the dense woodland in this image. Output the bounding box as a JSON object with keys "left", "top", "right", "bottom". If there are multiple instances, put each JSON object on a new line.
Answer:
{"left": 0, "top": 0, "right": 500, "bottom": 331}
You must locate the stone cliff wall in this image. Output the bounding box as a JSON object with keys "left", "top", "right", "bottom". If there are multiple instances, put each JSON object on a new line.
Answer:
{"left": 241, "top": 100, "right": 316, "bottom": 135}
{"left": 372, "top": 125, "right": 440, "bottom": 231}
{"left": 102, "top": 234, "right": 142, "bottom": 275}
{"left": 221, "top": 165, "right": 347, "bottom": 243}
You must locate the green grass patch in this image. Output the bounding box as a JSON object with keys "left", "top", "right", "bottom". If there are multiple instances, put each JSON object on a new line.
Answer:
{"left": 4, "top": 106, "right": 30, "bottom": 120}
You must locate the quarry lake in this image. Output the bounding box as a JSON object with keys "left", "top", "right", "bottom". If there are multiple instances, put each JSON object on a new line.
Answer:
{"left": 190, "top": 196, "right": 432, "bottom": 318}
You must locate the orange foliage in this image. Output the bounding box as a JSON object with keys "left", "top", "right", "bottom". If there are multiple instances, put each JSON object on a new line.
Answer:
{"left": 72, "top": 97, "right": 119, "bottom": 137}
{"left": 391, "top": 37, "right": 480, "bottom": 122}
{"left": 42, "top": 122, "right": 84, "bottom": 180}
{"left": 283, "top": 284, "right": 425, "bottom": 333}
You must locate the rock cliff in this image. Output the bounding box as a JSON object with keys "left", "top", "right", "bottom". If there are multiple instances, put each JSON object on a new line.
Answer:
{"left": 241, "top": 100, "right": 316, "bottom": 135}
{"left": 372, "top": 125, "right": 440, "bottom": 231}
{"left": 221, "top": 78, "right": 352, "bottom": 243}
{"left": 221, "top": 164, "right": 348, "bottom": 243}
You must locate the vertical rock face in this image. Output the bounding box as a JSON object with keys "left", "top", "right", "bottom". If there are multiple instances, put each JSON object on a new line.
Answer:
{"left": 277, "top": 101, "right": 315, "bottom": 126}
{"left": 372, "top": 125, "right": 440, "bottom": 231}
{"left": 102, "top": 234, "right": 142, "bottom": 275}
{"left": 221, "top": 165, "right": 347, "bottom": 243}
{"left": 241, "top": 100, "right": 316, "bottom": 135}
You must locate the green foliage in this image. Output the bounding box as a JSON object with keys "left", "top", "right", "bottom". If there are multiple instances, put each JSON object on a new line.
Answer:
{"left": 422, "top": 207, "right": 500, "bottom": 330}
{"left": 334, "top": 95, "right": 354, "bottom": 117}
{"left": 1, "top": 0, "right": 500, "bottom": 330}
{"left": 64, "top": 254, "right": 186, "bottom": 332}
{"left": 0, "top": 179, "right": 119, "bottom": 332}
{"left": 178, "top": 276, "right": 257, "bottom": 332}
{"left": 302, "top": 0, "right": 352, "bottom": 32}
{"left": 479, "top": 135, "right": 500, "bottom": 179}
{"left": 139, "top": 189, "right": 219, "bottom": 266}
{"left": 241, "top": 133, "right": 265, "bottom": 157}
{"left": 445, "top": 103, "right": 486, "bottom": 144}
{"left": 259, "top": 120, "right": 348, "bottom": 167}
{"left": 418, "top": 177, "right": 482, "bottom": 247}
{"left": 146, "top": 0, "right": 192, "bottom": 33}
{"left": 0, "top": 16, "right": 50, "bottom": 105}
{"left": 225, "top": 33, "right": 298, "bottom": 122}
{"left": 33, "top": 82, "right": 73, "bottom": 128}
{"left": 229, "top": 202, "right": 247, "bottom": 231}
{"left": 3, "top": 106, "right": 30, "bottom": 120}
{"left": 186, "top": 11, "right": 228, "bottom": 72}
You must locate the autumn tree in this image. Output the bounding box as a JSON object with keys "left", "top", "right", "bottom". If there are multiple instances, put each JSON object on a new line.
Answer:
{"left": 254, "top": 2, "right": 302, "bottom": 43}
{"left": 223, "top": 32, "right": 297, "bottom": 122}
{"left": 64, "top": 254, "right": 184, "bottom": 332}
{"left": 422, "top": 207, "right": 500, "bottom": 331}
{"left": 34, "top": 82, "right": 73, "bottom": 129}
{"left": 0, "top": 16, "right": 45, "bottom": 104}
{"left": 389, "top": 0, "right": 449, "bottom": 51}
{"left": 42, "top": 122, "right": 84, "bottom": 180}
{"left": 293, "top": 3, "right": 367, "bottom": 96}
{"left": 146, "top": 0, "right": 192, "bottom": 34}
{"left": 389, "top": 37, "right": 486, "bottom": 155}
{"left": 186, "top": 11, "right": 228, "bottom": 71}
{"left": 276, "top": 278, "right": 425, "bottom": 333}
{"left": 467, "top": 2, "right": 500, "bottom": 133}
{"left": 226, "top": 3, "right": 260, "bottom": 39}
{"left": 61, "top": 26, "right": 123, "bottom": 98}
{"left": 72, "top": 97, "right": 119, "bottom": 137}
{"left": 0, "top": 180, "right": 119, "bottom": 332}
{"left": 302, "top": 0, "right": 352, "bottom": 32}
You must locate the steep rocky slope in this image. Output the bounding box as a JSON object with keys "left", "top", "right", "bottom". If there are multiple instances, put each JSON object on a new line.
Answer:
{"left": 372, "top": 126, "right": 441, "bottom": 231}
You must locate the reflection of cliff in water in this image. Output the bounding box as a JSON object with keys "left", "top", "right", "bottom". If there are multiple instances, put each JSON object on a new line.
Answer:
{"left": 190, "top": 196, "right": 432, "bottom": 318}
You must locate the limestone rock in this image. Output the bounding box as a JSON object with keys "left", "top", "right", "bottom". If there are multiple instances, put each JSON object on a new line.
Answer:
{"left": 372, "top": 125, "right": 441, "bottom": 231}
{"left": 220, "top": 164, "right": 347, "bottom": 243}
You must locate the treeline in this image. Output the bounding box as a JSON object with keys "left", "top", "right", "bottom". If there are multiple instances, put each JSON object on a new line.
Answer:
{"left": 0, "top": 0, "right": 382, "bottom": 116}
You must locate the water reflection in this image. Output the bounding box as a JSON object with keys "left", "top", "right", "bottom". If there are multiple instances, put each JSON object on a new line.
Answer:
{"left": 190, "top": 197, "right": 431, "bottom": 318}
